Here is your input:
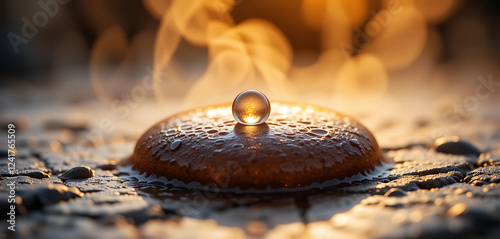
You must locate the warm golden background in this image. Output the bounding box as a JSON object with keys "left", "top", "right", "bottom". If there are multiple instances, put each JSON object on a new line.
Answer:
{"left": 1, "top": 0, "right": 499, "bottom": 148}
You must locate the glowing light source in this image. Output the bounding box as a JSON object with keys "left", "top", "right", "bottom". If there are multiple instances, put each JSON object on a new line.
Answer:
{"left": 232, "top": 90, "right": 270, "bottom": 125}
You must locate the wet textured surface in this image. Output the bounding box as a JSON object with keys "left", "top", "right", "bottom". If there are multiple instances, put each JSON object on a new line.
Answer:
{"left": 0, "top": 97, "right": 499, "bottom": 239}
{"left": 125, "top": 102, "right": 387, "bottom": 190}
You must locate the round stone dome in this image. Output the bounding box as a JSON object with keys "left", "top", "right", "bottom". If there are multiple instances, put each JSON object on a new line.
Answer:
{"left": 123, "top": 102, "right": 387, "bottom": 191}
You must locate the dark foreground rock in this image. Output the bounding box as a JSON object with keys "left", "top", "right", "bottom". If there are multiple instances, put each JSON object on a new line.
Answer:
{"left": 1, "top": 141, "right": 499, "bottom": 239}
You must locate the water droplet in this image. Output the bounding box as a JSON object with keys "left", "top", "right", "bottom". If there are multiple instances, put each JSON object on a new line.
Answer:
{"left": 207, "top": 134, "right": 218, "bottom": 140}
{"left": 170, "top": 140, "right": 182, "bottom": 151}
{"left": 232, "top": 143, "right": 245, "bottom": 150}
{"left": 181, "top": 125, "right": 192, "bottom": 130}
{"left": 223, "top": 120, "right": 236, "bottom": 126}
{"left": 215, "top": 139, "right": 225, "bottom": 146}
{"left": 310, "top": 129, "right": 328, "bottom": 136}
{"left": 166, "top": 129, "right": 176, "bottom": 136}
{"left": 206, "top": 129, "right": 218, "bottom": 134}
{"left": 350, "top": 138, "right": 359, "bottom": 145}
{"left": 232, "top": 90, "right": 270, "bottom": 125}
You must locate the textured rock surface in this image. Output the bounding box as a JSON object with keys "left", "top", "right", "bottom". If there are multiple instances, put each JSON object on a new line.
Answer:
{"left": 463, "top": 166, "right": 500, "bottom": 186}
{"left": 126, "top": 102, "right": 386, "bottom": 190}
{"left": 478, "top": 149, "right": 500, "bottom": 166}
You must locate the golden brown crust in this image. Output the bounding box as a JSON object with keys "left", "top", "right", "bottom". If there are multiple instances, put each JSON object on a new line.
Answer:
{"left": 125, "top": 102, "right": 385, "bottom": 190}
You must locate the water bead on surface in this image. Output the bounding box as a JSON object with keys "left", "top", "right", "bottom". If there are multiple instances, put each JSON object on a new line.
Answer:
{"left": 170, "top": 140, "right": 182, "bottom": 151}
{"left": 232, "top": 90, "right": 271, "bottom": 125}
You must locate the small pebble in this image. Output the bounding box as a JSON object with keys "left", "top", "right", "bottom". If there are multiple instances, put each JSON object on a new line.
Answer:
{"left": 434, "top": 137, "right": 481, "bottom": 156}
{"left": 384, "top": 188, "right": 407, "bottom": 197}
{"left": 97, "top": 164, "right": 117, "bottom": 171}
{"left": 59, "top": 166, "right": 95, "bottom": 181}
{"left": 23, "top": 171, "right": 51, "bottom": 179}
{"left": 17, "top": 183, "right": 83, "bottom": 210}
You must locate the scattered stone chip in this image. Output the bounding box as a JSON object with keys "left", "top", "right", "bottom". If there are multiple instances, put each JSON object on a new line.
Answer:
{"left": 434, "top": 137, "right": 481, "bottom": 156}
{"left": 11, "top": 183, "right": 83, "bottom": 210}
{"left": 59, "top": 166, "right": 95, "bottom": 181}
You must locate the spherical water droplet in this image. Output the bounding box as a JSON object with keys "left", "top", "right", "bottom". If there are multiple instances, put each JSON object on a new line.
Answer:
{"left": 232, "top": 90, "right": 270, "bottom": 125}
{"left": 170, "top": 140, "right": 182, "bottom": 151}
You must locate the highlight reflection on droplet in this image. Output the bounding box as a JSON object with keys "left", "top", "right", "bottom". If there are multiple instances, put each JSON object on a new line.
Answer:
{"left": 232, "top": 90, "right": 270, "bottom": 125}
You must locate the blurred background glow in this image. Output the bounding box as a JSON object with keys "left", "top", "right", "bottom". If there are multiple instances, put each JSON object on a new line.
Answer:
{"left": 1, "top": 0, "right": 499, "bottom": 132}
